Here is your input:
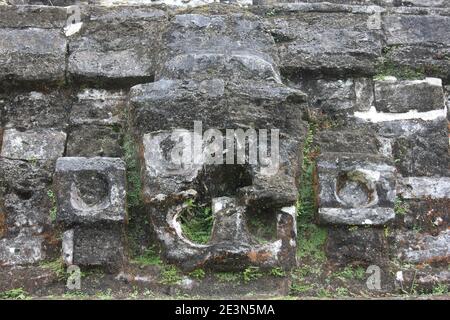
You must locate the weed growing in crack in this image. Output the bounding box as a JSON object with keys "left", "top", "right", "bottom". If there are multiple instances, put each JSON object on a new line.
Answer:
{"left": 179, "top": 200, "right": 213, "bottom": 244}
{"left": 131, "top": 246, "right": 162, "bottom": 266}
{"left": 0, "top": 288, "right": 30, "bottom": 300}
{"left": 243, "top": 266, "right": 263, "bottom": 283}
{"left": 160, "top": 265, "right": 182, "bottom": 285}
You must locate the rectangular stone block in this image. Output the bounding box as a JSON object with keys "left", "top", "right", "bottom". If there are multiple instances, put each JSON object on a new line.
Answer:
{"left": 0, "top": 5, "right": 67, "bottom": 28}
{"left": 70, "top": 89, "right": 126, "bottom": 126}
{"left": 326, "top": 227, "right": 388, "bottom": 267}
{"left": 66, "top": 125, "right": 122, "bottom": 158}
{"left": 0, "top": 158, "right": 54, "bottom": 237}
{"left": 398, "top": 177, "right": 450, "bottom": 200}
{"left": 0, "top": 235, "right": 43, "bottom": 266}
{"left": 296, "top": 78, "right": 373, "bottom": 115}
{"left": 317, "top": 153, "right": 396, "bottom": 226}
{"left": 2, "top": 91, "right": 70, "bottom": 130}
{"left": 68, "top": 6, "right": 167, "bottom": 83}
{"left": 1, "top": 129, "right": 66, "bottom": 161}
{"left": 54, "top": 157, "right": 127, "bottom": 225}
{"left": 374, "top": 78, "right": 445, "bottom": 113}
{"left": 0, "top": 28, "right": 66, "bottom": 82}
{"left": 267, "top": 5, "right": 383, "bottom": 75}
{"left": 62, "top": 225, "right": 125, "bottom": 271}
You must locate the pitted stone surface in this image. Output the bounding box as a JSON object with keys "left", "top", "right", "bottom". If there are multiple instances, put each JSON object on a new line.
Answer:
{"left": 54, "top": 157, "right": 127, "bottom": 225}
{"left": 1, "top": 129, "right": 66, "bottom": 161}
{"left": 68, "top": 6, "right": 167, "bottom": 82}
{"left": 0, "top": 28, "right": 66, "bottom": 82}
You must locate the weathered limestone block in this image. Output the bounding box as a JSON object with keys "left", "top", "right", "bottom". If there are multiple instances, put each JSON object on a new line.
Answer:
{"left": 67, "top": 125, "right": 122, "bottom": 157}
{"left": 68, "top": 6, "right": 167, "bottom": 83}
{"left": 317, "top": 153, "right": 396, "bottom": 226}
{"left": 0, "top": 158, "right": 54, "bottom": 239}
{"left": 295, "top": 78, "right": 374, "bottom": 115}
{"left": 265, "top": 4, "right": 383, "bottom": 76}
{"left": 395, "top": 229, "right": 450, "bottom": 264}
{"left": 158, "top": 12, "right": 280, "bottom": 82}
{"left": 1, "top": 129, "right": 66, "bottom": 161}
{"left": 62, "top": 224, "right": 126, "bottom": 272}
{"left": 130, "top": 79, "right": 306, "bottom": 135}
{"left": 326, "top": 227, "right": 389, "bottom": 266}
{"left": 0, "top": 4, "right": 67, "bottom": 28}
{"left": 1, "top": 91, "right": 70, "bottom": 130}
{"left": 70, "top": 89, "right": 126, "bottom": 126}
{"left": 54, "top": 157, "right": 127, "bottom": 225}
{"left": 383, "top": 12, "right": 450, "bottom": 80}
{"left": 353, "top": 112, "right": 449, "bottom": 177}
{"left": 0, "top": 28, "right": 66, "bottom": 83}
{"left": 398, "top": 177, "right": 450, "bottom": 200}
{"left": 374, "top": 78, "right": 445, "bottom": 113}
{"left": 315, "top": 129, "right": 382, "bottom": 155}
{"left": 0, "top": 235, "right": 43, "bottom": 266}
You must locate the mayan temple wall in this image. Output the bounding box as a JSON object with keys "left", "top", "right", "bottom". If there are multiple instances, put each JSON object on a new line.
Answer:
{"left": 0, "top": 0, "right": 448, "bottom": 297}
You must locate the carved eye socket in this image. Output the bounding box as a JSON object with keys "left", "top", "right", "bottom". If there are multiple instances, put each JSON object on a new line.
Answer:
{"left": 336, "top": 171, "right": 375, "bottom": 208}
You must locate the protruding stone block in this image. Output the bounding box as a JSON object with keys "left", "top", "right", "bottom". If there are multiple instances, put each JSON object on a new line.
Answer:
{"left": 317, "top": 153, "right": 396, "bottom": 226}
{"left": 0, "top": 28, "right": 66, "bottom": 82}
{"left": 1, "top": 129, "right": 66, "bottom": 161}
{"left": 395, "top": 230, "right": 450, "bottom": 264}
{"left": 0, "top": 235, "right": 43, "bottom": 266}
{"left": 54, "top": 157, "right": 127, "bottom": 225}
{"left": 374, "top": 78, "right": 445, "bottom": 113}
{"left": 68, "top": 7, "right": 167, "bottom": 83}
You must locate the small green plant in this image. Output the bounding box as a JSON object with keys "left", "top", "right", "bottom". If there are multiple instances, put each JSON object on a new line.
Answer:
{"left": 62, "top": 291, "right": 88, "bottom": 299}
{"left": 290, "top": 283, "right": 314, "bottom": 295}
{"left": 269, "top": 267, "right": 286, "bottom": 278}
{"left": 317, "top": 288, "right": 332, "bottom": 298}
{"left": 335, "top": 287, "right": 350, "bottom": 297}
{"left": 0, "top": 288, "right": 29, "bottom": 300}
{"left": 179, "top": 201, "right": 213, "bottom": 244}
{"left": 189, "top": 269, "right": 206, "bottom": 280}
{"left": 95, "top": 289, "right": 113, "bottom": 300}
{"left": 243, "top": 266, "right": 263, "bottom": 283}
{"left": 333, "top": 266, "right": 366, "bottom": 281}
{"left": 123, "top": 134, "right": 143, "bottom": 209}
{"left": 40, "top": 259, "right": 66, "bottom": 280}
{"left": 160, "top": 265, "right": 182, "bottom": 285}
{"left": 394, "top": 197, "right": 409, "bottom": 216}
{"left": 131, "top": 246, "right": 162, "bottom": 266}
{"left": 47, "top": 190, "right": 57, "bottom": 222}
{"left": 216, "top": 272, "right": 241, "bottom": 283}
{"left": 432, "top": 283, "right": 448, "bottom": 295}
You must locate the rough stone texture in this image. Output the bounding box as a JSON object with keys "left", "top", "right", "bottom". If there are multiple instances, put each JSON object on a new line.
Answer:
{"left": 0, "top": 2, "right": 449, "bottom": 292}
{"left": 382, "top": 12, "right": 450, "bottom": 81}
{"left": 1, "top": 91, "right": 71, "bottom": 130}
{"left": 62, "top": 224, "right": 126, "bottom": 272}
{"left": 294, "top": 78, "right": 374, "bottom": 115}
{"left": 374, "top": 78, "right": 445, "bottom": 113}
{"left": 395, "top": 229, "right": 450, "bottom": 264}
{"left": 68, "top": 6, "right": 167, "bottom": 84}
{"left": 1, "top": 129, "right": 66, "bottom": 161}
{"left": 67, "top": 125, "right": 123, "bottom": 157}
{"left": 70, "top": 89, "right": 126, "bottom": 126}
{"left": 317, "top": 153, "right": 396, "bottom": 226}
{"left": 54, "top": 157, "right": 127, "bottom": 225}
{"left": 266, "top": 4, "right": 384, "bottom": 76}
{"left": 0, "top": 28, "right": 66, "bottom": 83}
{"left": 326, "top": 227, "right": 389, "bottom": 267}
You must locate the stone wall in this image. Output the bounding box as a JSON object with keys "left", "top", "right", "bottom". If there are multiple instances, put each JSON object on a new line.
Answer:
{"left": 0, "top": 0, "right": 448, "bottom": 295}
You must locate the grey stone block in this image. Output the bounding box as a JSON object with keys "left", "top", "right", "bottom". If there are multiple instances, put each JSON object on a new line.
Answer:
{"left": 54, "top": 157, "right": 127, "bottom": 225}
{"left": 0, "top": 28, "right": 66, "bottom": 82}
{"left": 1, "top": 129, "right": 66, "bottom": 161}
{"left": 66, "top": 125, "right": 122, "bottom": 158}
{"left": 317, "top": 153, "right": 396, "bottom": 226}
{"left": 374, "top": 78, "right": 445, "bottom": 113}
